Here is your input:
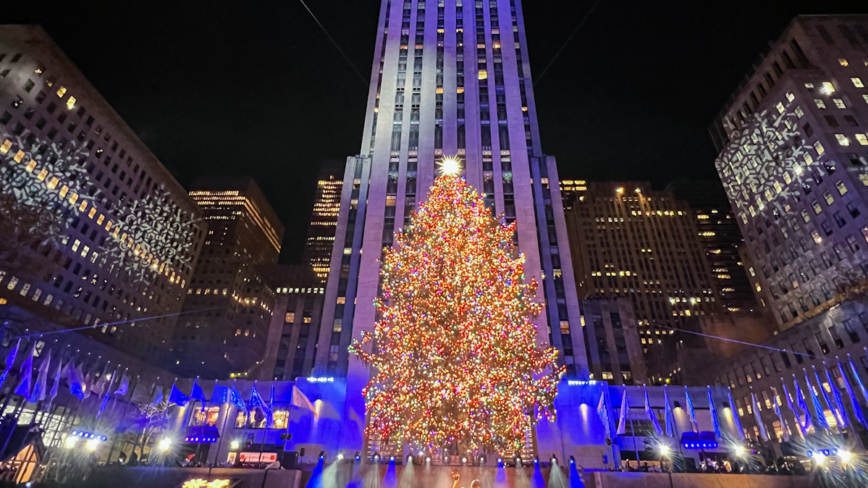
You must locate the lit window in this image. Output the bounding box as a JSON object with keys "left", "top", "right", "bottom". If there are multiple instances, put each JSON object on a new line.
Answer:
{"left": 795, "top": 106, "right": 804, "bottom": 118}
{"left": 822, "top": 82, "right": 835, "bottom": 94}
{"left": 786, "top": 92, "right": 795, "bottom": 102}
{"left": 858, "top": 134, "right": 868, "bottom": 146}
{"left": 836, "top": 181, "right": 848, "bottom": 195}
{"left": 815, "top": 99, "right": 827, "bottom": 109}
{"left": 839, "top": 58, "right": 850, "bottom": 67}
{"left": 813, "top": 201, "right": 823, "bottom": 214}
{"left": 478, "top": 70, "right": 487, "bottom": 80}
{"left": 824, "top": 191, "right": 835, "bottom": 205}
{"left": 836, "top": 134, "right": 850, "bottom": 146}
{"left": 834, "top": 99, "right": 846, "bottom": 109}
{"left": 863, "top": 94, "right": 868, "bottom": 105}
{"left": 66, "top": 96, "right": 76, "bottom": 110}
{"left": 56, "top": 86, "right": 67, "bottom": 98}
{"left": 776, "top": 102, "right": 785, "bottom": 113}
{"left": 814, "top": 141, "right": 825, "bottom": 155}
{"left": 285, "top": 312, "right": 295, "bottom": 323}
{"left": 47, "top": 177, "right": 58, "bottom": 190}
{"left": 0, "top": 140, "right": 11, "bottom": 154}
{"left": 853, "top": 77, "right": 865, "bottom": 88}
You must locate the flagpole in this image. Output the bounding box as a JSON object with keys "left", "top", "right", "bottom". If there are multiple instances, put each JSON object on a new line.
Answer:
{"left": 209, "top": 382, "right": 231, "bottom": 477}
{"left": 107, "top": 374, "right": 139, "bottom": 464}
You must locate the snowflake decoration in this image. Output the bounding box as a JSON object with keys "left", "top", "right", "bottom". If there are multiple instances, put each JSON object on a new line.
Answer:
{"left": 715, "top": 106, "right": 822, "bottom": 224}
{"left": 100, "top": 188, "right": 200, "bottom": 285}
{"left": 0, "top": 133, "right": 91, "bottom": 251}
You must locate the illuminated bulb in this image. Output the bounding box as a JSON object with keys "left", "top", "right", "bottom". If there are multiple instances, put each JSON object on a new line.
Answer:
{"left": 815, "top": 455, "right": 826, "bottom": 466}
{"left": 439, "top": 157, "right": 461, "bottom": 176}
{"left": 734, "top": 446, "right": 746, "bottom": 458}
{"left": 337, "top": 453, "right": 345, "bottom": 460}
{"left": 158, "top": 438, "right": 171, "bottom": 452}
{"left": 230, "top": 440, "right": 240, "bottom": 450}
{"left": 658, "top": 445, "right": 670, "bottom": 457}
{"left": 839, "top": 451, "right": 852, "bottom": 463}
{"left": 616, "top": 187, "right": 624, "bottom": 194}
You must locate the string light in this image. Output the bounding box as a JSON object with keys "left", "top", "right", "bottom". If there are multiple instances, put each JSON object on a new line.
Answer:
{"left": 349, "top": 174, "right": 563, "bottom": 454}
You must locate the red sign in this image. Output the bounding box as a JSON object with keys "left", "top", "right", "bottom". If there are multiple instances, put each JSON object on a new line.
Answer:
{"left": 240, "top": 452, "right": 277, "bottom": 463}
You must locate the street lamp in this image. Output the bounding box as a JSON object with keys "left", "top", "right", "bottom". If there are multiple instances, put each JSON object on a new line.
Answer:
{"left": 158, "top": 438, "right": 172, "bottom": 452}
{"left": 734, "top": 446, "right": 746, "bottom": 458}
{"left": 230, "top": 440, "right": 240, "bottom": 450}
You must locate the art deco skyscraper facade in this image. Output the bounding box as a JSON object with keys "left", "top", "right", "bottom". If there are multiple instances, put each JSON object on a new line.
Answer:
{"left": 315, "top": 0, "right": 587, "bottom": 382}
{"left": 712, "top": 15, "right": 868, "bottom": 330}
{"left": 302, "top": 160, "right": 344, "bottom": 282}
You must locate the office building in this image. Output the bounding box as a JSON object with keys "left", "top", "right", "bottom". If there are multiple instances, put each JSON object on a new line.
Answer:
{"left": 260, "top": 264, "right": 326, "bottom": 381}
{"left": 666, "top": 180, "right": 758, "bottom": 313}
{"left": 564, "top": 181, "right": 722, "bottom": 381}
{"left": 579, "top": 298, "right": 647, "bottom": 386}
{"left": 314, "top": 0, "right": 587, "bottom": 384}
{"left": 302, "top": 160, "right": 345, "bottom": 282}
{"left": 712, "top": 15, "right": 868, "bottom": 329}
{"left": 0, "top": 25, "right": 205, "bottom": 360}
{"left": 173, "top": 178, "right": 284, "bottom": 378}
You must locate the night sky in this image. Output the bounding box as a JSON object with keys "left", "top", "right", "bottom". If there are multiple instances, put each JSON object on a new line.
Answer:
{"left": 7, "top": 1, "right": 868, "bottom": 262}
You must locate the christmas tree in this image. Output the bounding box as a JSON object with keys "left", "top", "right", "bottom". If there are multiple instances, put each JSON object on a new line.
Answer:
{"left": 349, "top": 160, "right": 563, "bottom": 455}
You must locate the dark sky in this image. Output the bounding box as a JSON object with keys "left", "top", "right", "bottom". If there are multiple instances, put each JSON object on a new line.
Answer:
{"left": 7, "top": 1, "right": 868, "bottom": 263}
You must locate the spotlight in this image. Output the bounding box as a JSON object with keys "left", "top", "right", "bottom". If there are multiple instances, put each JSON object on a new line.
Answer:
{"left": 390, "top": 456, "right": 395, "bottom": 462}
{"left": 426, "top": 457, "right": 431, "bottom": 463}
{"left": 515, "top": 457, "right": 521, "bottom": 465}
{"left": 533, "top": 457, "right": 539, "bottom": 465}
{"left": 444, "top": 455, "right": 450, "bottom": 464}
{"left": 839, "top": 451, "right": 852, "bottom": 463}
{"left": 462, "top": 457, "right": 467, "bottom": 464}
{"left": 569, "top": 456, "right": 575, "bottom": 465}
{"left": 355, "top": 453, "right": 361, "bottom": 462}
{"left": 815, "top": 455, "right": 826, "bottom": 466}
{"left": 734, "top": 446, "right": 746, "bottom": 458}
{"left": 85, "top": 439, "right": 100, "bottom": 452}
{"left": 373, "top": 454, "right": 380, "bottom": 463}
{"left": 337, "top": 453, "right": 345, "bottom": 461}
{"left": 64, "top": 436, "right": 78, "bottom": 449}
{"left": 497, "top": 458, "right": 504, "bottom": 466}
{"left": 550, "top": 455, "right": 558, "bottom": 465}
{"left": 408, "top": 455, "right": 413, "bottom": 463}
{"left": 658, "top": 445, "right": 671, "bottom": 457}
{"left": 230, "top": 440, "right": 240, "bottom": 450}
{"left": 158, "top": 438, "right": 171, "bottom": 452}
{"left": 479, "top": 456, "right": 485, "bottom": 465}
{"left": 319, "top": 451, "right": 326, "bottom": 461}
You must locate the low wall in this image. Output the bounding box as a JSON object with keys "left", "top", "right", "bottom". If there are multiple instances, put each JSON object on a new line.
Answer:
{"left": 87, "top": 465, "right": 818, "bottom": 488}
{"left": 594, "top": 472, "right": 818, "bottom": 488}
{"left": 89, "top": 466, "right": 302, "bottom": 488}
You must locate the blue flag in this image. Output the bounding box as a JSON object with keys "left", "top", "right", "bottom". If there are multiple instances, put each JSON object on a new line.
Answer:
{"left": 96, "top": 366, "right": 118, "bottom": 419}
{"left": 13, "top": 347, "right": 33, "bottom": 399}
{"left": 727, "top": 388, "right": 744, "bottom": 440}
{"left": 684, "top": 386, "right": 698, "bottom": 433}
{"left": 812, "top": 367, "right": 838, "bottom": 428}
{"left": 663, "top": 385, "right": 676, "bottom": 438}
{"left": 268, "top": 384, "right": 275, "bottom": 427}
{"left": 248, "top": 383, "right": 272, "bottom": 422}
{"left": 212, "top": 385, "right": 230, "bottom": 405}
{"left": 805, "top": 370, "right": 828, "bottom": 430}
{"left": 793, "top": 376, "right": 813, "bottom": 431}
{"left": 644, "top": 389, "right": 662, "bottom": 436}
{"left": 32, "top": 349, "right": 51, "bottom": 403}
{"left": 230, "top": 381, "right": 246, "bottom": 411}
{"left": 707, "top": 386, "right": 722, "bottom": 439}
{"left": 0, "top": 340, "right": 21, "bottom": 391}
{"left": 67, "top": 362, "right": 85, "bottom": 401}
{"left": 750, "top": 390, "right": 769, "bottom": 441}
{"left": 781, "top": 381, "right": 804, "bottom": 438}
{"left": 597, "top": 388, "right": 611, "bottom": 440}
{"left": 842, "top": 360, "right": 867, "bottom": 427}
{"left": 190, "top": 378, "right": 208, "bottom": 408}
{"left": 824, "top": 365, "right": 848, "bottom": 429}
{"left": 168, "top": 383, "right": 190, "bottom": 407}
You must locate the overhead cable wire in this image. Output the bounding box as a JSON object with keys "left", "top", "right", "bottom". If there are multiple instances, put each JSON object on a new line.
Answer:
{"left": 299, "top": 0, "right": 370, "bottom": 87}
{"left": 533, "top": 0, "right": 604, "bottom": 88}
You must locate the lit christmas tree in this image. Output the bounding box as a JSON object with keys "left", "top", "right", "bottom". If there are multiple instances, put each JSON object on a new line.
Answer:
{"left": 349, "top": 159, "right": 563, "bottom": 455}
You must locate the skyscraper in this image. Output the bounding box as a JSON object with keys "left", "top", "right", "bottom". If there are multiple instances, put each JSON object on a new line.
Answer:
{"left": 173, "top": 178, "right": 284, "bottom": 378}
{"left": 314, "top": 0, "right": 587, "bottom": 386}
{"left": 712, "top": 15, "right": 868, "bottom": 329}
{"left": 303, "top": 160, "right": 344, "bottom": 282}
{"left": 666, "top": 180, "right": 758, "bottom": 313}
{"left": 563, "top": 181, "right": 722, "bottom": 382}
{"left": 0, "top": 25, "right": 205, "bottom": 361}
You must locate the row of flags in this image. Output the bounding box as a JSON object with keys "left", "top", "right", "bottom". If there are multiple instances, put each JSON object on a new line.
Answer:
{"left": 0, "top": 340, "right": 131, "bottom": 410}
{"left": 608, "top": 385, "right": 723, "bottom": 439}
{"left": 753, "top": 357, "right": 868, "bottom": 442}
{"left": 595, "top": 355, "right": 868, "bottom": 444}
